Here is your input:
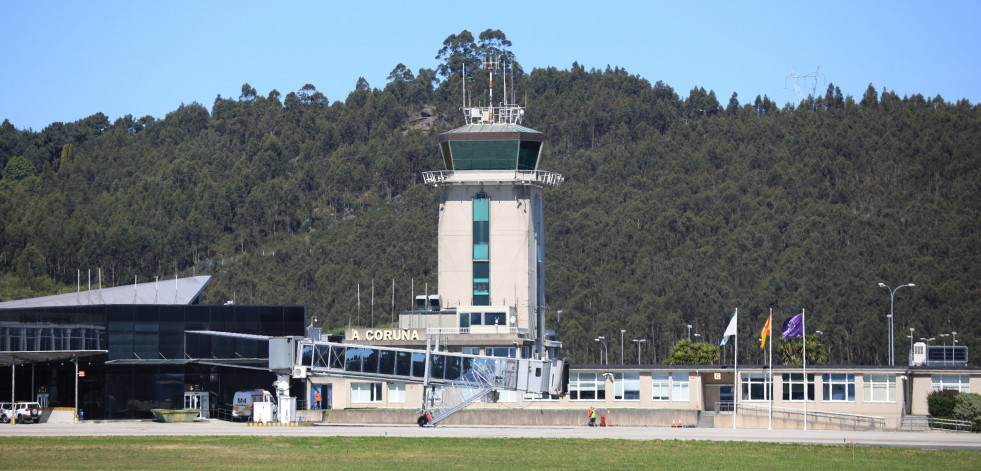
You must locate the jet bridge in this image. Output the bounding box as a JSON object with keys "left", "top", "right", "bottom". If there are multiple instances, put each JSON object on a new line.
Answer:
{"left": 289, "top": 338, "right": 568, "bottom": 427}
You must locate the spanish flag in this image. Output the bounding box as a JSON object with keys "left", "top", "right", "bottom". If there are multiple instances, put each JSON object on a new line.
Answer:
{"left": 760, "top": 315, "right": 772, "bottom": 349}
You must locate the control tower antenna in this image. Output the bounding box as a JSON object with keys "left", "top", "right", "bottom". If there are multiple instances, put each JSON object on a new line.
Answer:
{"left": 787, "top": 66, "right": 824, "bottom": 105}
{"left": 460, "top": 55, "right": 524, "bottom": 125}
{"left": 483, "top": 56, "right": 498, "bottom": 119}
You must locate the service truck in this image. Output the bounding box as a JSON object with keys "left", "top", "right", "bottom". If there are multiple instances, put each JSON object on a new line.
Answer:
{"left": 231, "top": 389, "right": 275, "bottom": 421}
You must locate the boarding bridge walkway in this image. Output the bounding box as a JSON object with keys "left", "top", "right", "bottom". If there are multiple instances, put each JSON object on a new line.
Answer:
{"left": 291, "top": 339, "right": 566, "bottom": 427}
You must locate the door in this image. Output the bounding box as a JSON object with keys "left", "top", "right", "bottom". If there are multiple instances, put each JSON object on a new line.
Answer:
{"left": 720, "top": 385, "right": 734, "bottom": 412}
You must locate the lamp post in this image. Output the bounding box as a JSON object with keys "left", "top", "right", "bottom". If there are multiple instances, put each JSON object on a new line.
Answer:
{"left": 693, "top": 333, "right": 700, "bottom": 342}
{"left": 878, "top": 282, "right": 915, "bottom": 366}
{"left": 686, "top": 324, "right": 692, "bottom": 341}
{"left": 556, "top": 310, "right": 562, "bottom": 341}
{"left": 620, "top": 330, "right": 626, "bottom": 365}
{"left": 595, "top": 337, "right": 607, "bottom": 365}
{"left": 908, "top": 327, "right": 915, "bottom": 366}
{"left": 940, "top": 333, "right": 950, "bottom": 365}
{"left": 632, "top": 339, "right": 646, "bottom": 364}
{"left": 920, "top": 337, "right": 935, "bottom": 345}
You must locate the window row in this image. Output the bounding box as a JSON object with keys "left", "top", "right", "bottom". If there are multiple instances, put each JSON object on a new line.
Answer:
{"left": 351, "top": 382, "right": 405, "bottom": 403}
{"left": 739, "top": 373, "right": 900, "bottom": 403}
{"left": 570, "top": 372, "right": 690, "bottom": 401}
{"left": 301, "top": 344, "right": 508, "bottom": 382}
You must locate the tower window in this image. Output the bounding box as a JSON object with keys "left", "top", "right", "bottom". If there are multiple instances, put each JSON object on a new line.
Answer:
{"left": 473, "top": 196, "right": 490, "bottom": 306}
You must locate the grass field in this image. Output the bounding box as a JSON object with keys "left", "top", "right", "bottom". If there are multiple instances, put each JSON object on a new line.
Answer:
{"left": 0, "top": 436, "right": 977, "bottom": 470}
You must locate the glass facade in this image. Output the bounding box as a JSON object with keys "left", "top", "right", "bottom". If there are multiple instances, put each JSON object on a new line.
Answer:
{"left": 473, "top": 195, "right": 490, "bottom": 305}
{"left": 0, "top": 304, "right": 304, "bottom": 419}
{"left": 448, "top": 140, "right": 520, "bottom": 170}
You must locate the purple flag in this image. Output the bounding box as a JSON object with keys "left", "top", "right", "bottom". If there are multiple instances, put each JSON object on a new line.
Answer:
{"left": 781, "top": 313, "right": 804, "bottom": 338}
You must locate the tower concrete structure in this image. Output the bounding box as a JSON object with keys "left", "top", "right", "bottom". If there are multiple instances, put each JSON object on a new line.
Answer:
{"left": 344, "top": 60, "right": 562, "bottom": 365}
{"left": 422, "top": 62, "right": 563, "bottom": 358}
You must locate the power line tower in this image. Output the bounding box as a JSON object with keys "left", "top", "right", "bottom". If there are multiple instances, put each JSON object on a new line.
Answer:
{"left": 787, "top": 66, "right": 824, "bottom": 105}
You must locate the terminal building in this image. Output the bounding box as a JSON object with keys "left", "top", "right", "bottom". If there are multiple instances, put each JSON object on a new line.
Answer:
{"left": 0, "top": 276, "right": 304, "bottom": 419}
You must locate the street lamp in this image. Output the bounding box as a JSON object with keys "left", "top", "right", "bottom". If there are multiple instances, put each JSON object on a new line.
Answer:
{"left": 920, "top": 337, "right": 935, "bottom": 345}
{"left": 908, "top": 328, "right": 915, "bottom": 366}
{"left": 878, "top": 282, "right": 915, "bottom": 366}
{"left": 620, "top": 330, "right": 626, "bottom": 365}
{"left": 632, "top": 339, "right": 646, "bottom": 364}
{"left": 693, "top": 333, "right": 701, "bottom": 342}
{"left": 556, "top": 310, "right": 562, "bottom": 341}
{"left": 595, "top": 337, "right": 608, "bottom": 365}
{"left": 686, "top": 324, "right": 692, "bottom": 341}
{"left": 940, "top": 333, "right": 951, "bottom": 365}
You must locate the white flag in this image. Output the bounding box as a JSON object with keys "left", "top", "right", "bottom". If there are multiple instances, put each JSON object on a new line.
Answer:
{"left": 720, "top": 309, "right": 737, "bottom": 346}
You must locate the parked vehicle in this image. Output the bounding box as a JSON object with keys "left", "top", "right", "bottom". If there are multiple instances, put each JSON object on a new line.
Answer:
{"left": 14, "top": 402, "right": 41, "bottom": 423}
{"left": 0, "top": 403, "right": 13, "bottom": 423}
{"left": 231, "top": 390, "right": 275, "bottom": 421}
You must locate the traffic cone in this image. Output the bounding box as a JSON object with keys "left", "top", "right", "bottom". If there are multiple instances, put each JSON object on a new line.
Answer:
{"left": 671, "top": 417, "right": 677, "bottom": 427}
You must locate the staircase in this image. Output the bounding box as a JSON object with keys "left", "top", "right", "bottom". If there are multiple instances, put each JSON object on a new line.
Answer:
{"left": 697, "top": 411, "right": 715, "bottom": 428}
{"left": 421, "top": 359, "right": 502, "bottom": 427}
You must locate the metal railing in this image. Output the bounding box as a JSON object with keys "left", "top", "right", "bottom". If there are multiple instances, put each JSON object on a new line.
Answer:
{"left": 426, "top": 326, "right": 523, "bottom": 335}
{"left": 716, "top": 402, "right": 887, "bottom": 430}
{"left": 422, "top": 170, "right": 564, "bottom": 188}
{"left": 928, "top": 417, "right": 973, "bottom": 432}
{"left": 462, "top": 104, "right": 525, "bottom": 125}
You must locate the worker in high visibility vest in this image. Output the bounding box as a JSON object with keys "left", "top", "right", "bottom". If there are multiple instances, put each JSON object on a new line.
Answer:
{"left": 587, "top": 407, "right": 597, "bottom": 426}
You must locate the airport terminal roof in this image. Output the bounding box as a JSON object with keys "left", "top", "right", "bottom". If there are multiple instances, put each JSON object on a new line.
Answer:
{"left": 0, "top": 275, "right": 211, "bottom": 309}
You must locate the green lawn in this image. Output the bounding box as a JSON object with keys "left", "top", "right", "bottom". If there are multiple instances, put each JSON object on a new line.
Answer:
{"left": 0, "top": 436, "right": 975, "bottom": 470}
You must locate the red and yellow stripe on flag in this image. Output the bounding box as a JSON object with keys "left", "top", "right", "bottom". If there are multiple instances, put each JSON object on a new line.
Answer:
{"left": 760, "top": 315, "right": 772, "bottom": 349}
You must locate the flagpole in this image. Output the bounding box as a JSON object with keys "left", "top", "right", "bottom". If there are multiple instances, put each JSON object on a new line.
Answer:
{"left": 733, "top": 308, "right": 738, "bottom": 430}
{"left": 803, "top": 308, "right": 807, "bottom": 431}
{"left": 768, "top": 308, "right": 773, "bottom": 430}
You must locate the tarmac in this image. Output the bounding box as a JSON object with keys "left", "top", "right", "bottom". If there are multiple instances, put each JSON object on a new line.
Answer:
{"left": 0, "top": 421, "right": 979, "bottom": 450}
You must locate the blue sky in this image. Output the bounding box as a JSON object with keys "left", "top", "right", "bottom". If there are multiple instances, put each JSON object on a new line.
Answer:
{"left": 2, "top": 1, "right": 980, "bottom": 131}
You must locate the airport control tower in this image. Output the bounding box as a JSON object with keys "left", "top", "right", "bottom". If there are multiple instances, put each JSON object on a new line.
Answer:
{"left": 422, "top": 59, "right": 563, "bottom": 358}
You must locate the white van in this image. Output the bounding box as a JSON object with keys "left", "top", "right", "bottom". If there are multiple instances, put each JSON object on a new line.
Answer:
{"left": 232, "top": 389, "right": 275, "bottom": 421}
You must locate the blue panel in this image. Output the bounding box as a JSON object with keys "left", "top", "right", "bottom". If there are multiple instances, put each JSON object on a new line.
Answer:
{"left": 473, "top": 243, "right": 489, "bottom": 260}
{"left": 473, "top": 198, "right": 489, "bottom": 221}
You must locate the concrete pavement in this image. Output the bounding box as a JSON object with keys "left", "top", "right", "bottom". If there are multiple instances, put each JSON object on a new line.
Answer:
{"left": 0, "top": 421, "right": 978, "bottom": 450}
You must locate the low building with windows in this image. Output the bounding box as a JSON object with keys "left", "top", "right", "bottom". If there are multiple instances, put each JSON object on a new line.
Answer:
{"left": 307, "top": 359, "right": 980, "bottom": 429}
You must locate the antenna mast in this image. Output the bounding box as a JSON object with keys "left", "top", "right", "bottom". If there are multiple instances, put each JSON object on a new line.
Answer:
{"left": 787, "top": 66, "right": 824, "bottom": 105}
{"left": 461, "top": 55, "right": 524, "bottom": 125}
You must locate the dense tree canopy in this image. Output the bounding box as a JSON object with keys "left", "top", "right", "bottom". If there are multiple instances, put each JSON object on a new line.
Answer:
{"left": 2, "top": 31, "right": 980, "bottom": 367}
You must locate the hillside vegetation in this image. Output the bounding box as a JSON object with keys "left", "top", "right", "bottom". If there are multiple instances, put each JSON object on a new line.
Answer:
{"left": 2, "top": 30, "right": 979, "bottom": 365}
